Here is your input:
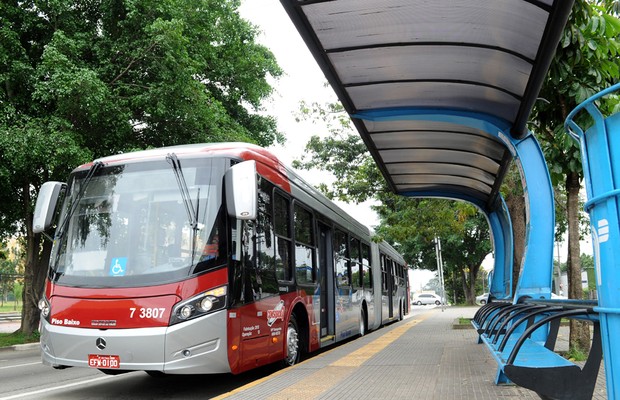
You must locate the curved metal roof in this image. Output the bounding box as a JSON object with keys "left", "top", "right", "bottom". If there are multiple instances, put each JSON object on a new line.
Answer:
{"left": 280, "top": 0, "right": 574, "bottom": 211}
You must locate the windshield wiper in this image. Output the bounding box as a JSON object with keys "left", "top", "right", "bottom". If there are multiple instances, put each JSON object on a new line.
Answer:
{"left": 166, "top": 153, "right": 200, "bottom": 229}
{"left": 166, "top": 153, "right": 200, "bottom": 264}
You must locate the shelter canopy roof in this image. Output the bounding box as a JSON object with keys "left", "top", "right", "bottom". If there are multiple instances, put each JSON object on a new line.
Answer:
{"left": 280, "top": 0, "right": 573, "bottom": 211}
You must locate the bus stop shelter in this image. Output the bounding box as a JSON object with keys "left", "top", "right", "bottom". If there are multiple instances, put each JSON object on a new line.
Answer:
{"left": 279, "top": 0, "right": 572, "bottom": 304}
{"left": 277, "top": 1, "right": 619, "bottom": 399}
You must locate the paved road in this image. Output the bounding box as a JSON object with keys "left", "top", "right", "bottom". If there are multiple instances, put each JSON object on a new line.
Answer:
{"left": 0, "top": 307, "right": 431, "bottom": 399}
{"left": 0, "top": 306, "right": 607, "bottom": 399}
{"left": 0, "top": 344, "right": 286, "bottom": 399}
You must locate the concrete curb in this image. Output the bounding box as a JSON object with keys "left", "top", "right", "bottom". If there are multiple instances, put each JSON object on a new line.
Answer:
{"left": 0, "top": 342, "right": 39, "bottom": 353}
{"left": 452, "top": 318, "right": 474, "bottom": 329}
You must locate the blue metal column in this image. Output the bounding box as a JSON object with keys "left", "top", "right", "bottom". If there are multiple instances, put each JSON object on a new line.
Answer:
{"left": 502, "top": 132, "right": 556, "bottom": 303}
{"left": 566, "top": 83, "right": 620, "bottom": 400}
{"left": 486, "top": 197, "right": 514, "bottom": 301}
{"left": 491, "top": 131, "right": 555, "bottom": 385}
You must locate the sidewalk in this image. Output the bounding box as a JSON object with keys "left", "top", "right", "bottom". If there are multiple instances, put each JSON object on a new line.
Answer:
{"left": 218, "top": 306, "right": 607, "bottom": 399}
{"left": 0, "top": 321, "right": 20, "bottom": 334}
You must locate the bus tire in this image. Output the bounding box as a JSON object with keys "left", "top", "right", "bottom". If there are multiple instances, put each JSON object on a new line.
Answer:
{"left": 359, "top": 308, "right": 366, "bottom": 337}
{"left": 282, "top": 314, "right": 301, "bottom": 367}
{"left": 398, "top": 300, "right": 404, "bottom": 321}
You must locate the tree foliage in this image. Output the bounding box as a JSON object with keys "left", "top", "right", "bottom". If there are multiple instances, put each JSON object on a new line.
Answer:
{"left": 374, "top": 195, "right": 491, "bottom": 304}
{"left": 1, "top": 0, "right": 283, "bottom": 334}
{"left": 534, "top": 0, "right": 620, "bottom": 185}
{"left": 293, "top": 101, "right": 383, "bottom": 202}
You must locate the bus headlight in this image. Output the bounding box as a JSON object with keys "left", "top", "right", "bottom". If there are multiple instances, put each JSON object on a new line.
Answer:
{"left": 179, "top": 305, "right": 194, "bottom": 319}
{"left": 38, "top": 297, "right": 51, "bottom": 320}
{"left": 170, "top": 285, "right": 227, "bottom": 325}
{"left": 199, "top": 297, "right": 214, "bottom": 312}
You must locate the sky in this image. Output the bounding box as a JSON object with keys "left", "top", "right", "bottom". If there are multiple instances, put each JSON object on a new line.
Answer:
{"left": 237, "top": 1, "right": 381, "bottom": 227}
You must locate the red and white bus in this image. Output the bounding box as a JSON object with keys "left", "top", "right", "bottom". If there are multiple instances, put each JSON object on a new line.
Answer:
{"left": 33, "top": 143, "right": 408, "bottom": 375}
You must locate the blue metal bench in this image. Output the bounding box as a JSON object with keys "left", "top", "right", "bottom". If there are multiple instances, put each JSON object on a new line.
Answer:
{"left": 566, "top": 82, "right": 620, "bottom": 399}
{"left": 473, "top": 300, "right": 602, "bottom": 399}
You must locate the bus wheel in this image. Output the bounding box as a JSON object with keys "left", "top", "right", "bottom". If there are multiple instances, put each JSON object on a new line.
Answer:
{"left": 282, "top": 314, "right": 301, "bottom": 367}
{"left": 359, "top": 308, "right": 366, "bottom": 337}
{"left": 398, "top": 301, "right": 404, "bottom": 321}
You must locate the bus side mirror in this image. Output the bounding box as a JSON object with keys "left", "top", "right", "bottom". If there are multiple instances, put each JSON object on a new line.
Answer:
{"left": 225, "top": 160, "right": 257, "bottom": 220}
{"left": 33, "top": 181, "right": 65, "bottom": 233}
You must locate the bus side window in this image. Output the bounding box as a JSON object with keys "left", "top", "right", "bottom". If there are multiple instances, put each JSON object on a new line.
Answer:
{"left": 350, "top": 237, "right": 362, "bottom": 290}
{"left": 381, "top": 255, "right": 388, "bottom": 292}
{"left": 294, "top": 203, "right": 315, "bottom": 284}
{"left": 274, "top": 192, "right": 293, "bottom": 282}
{"left": 235, "top": 178, "right": 280, "bottom": 304}
{"left": 362, "top": 243, "right": 372, "bottom": 289}
{"left": 254, "top": 178, "right": 278, "bottom": 298}
{"left": 335, "top": 229, "right": 350, "bottom": 287}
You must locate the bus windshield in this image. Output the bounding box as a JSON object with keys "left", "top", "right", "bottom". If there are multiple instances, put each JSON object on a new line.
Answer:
{"left": 50, "top": 157, "right": 228, "bottom": 288}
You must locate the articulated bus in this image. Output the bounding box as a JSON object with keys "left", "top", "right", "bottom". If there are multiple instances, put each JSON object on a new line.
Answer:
{"left": 33, "top": 143, "right": 408, "bottom": 375}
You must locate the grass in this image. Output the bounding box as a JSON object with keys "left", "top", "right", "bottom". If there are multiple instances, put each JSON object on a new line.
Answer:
{"left": 458, "top": 317, "right": 472, "bottom": 325}
{"left": 0, "top": 301, "right": 28, "bottom": 348}
{"left": 564, "top": 346, "right": 588, "bottom": 362}
{"left": 0, "top": 302, "right": 22, "bottom": 313}
{"left": 0, "top": 331, "right": 39, "bottom": 348}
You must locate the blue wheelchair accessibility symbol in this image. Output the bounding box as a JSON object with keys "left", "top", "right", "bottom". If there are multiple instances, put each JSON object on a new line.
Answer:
{"left": 109, "top": 258, "right": 127, "bottom": 276}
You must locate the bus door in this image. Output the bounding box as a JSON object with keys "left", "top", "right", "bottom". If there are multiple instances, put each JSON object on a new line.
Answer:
{"left": 318, "top": 222, "right": 335, "bottom": 340}
{"left": 382, "top": 257, "right": 394, "bottom": 320}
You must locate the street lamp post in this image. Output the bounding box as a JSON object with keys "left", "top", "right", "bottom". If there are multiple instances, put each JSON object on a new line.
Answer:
{"left": 435, "top": 237, "right": 446, "bottom": 311}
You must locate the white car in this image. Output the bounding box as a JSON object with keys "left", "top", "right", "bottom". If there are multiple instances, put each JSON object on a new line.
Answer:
{"left": 476, "top": 293, "right": 489, "bottom": 305}
{"left": 413, "top": 293, "right": 442, "bottom": 305}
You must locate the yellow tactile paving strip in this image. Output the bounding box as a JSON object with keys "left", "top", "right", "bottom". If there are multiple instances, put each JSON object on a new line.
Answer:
{"left": 215, "top": 312, "right": 433, "bottom": 400}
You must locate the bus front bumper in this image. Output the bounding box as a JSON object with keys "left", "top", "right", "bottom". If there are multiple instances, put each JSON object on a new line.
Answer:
{"left": 40, "top": 310, "right": 230, "bottom": 374}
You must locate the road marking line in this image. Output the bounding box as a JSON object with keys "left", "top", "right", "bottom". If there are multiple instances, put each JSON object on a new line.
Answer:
{"left": 0, "top": 375, "right": 114, "bottom": 400}
{"left": 0, "top": 361, "right": 40, "bottom": 370}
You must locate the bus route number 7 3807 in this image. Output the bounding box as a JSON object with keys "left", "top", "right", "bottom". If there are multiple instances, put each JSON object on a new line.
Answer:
{"left": 129, "top": 307, "right": 166, "bottom": 319}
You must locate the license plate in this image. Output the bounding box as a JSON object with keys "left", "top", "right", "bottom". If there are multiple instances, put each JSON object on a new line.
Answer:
{"left": 88, "top": 354, "right": 120, "bottom": 369}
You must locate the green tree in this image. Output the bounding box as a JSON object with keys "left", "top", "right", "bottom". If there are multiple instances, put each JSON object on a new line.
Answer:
{"left": 1, "top": 0, "right": 283, "bottom": 334}
{"left": 373, "top": 196, "right": 490, "bottom": 304}
{"left": 13, "top": 282, "right": 23, "bottom": 310}
{"left": 531, "top": 0, "right": 620, "bottom": 352}
{"left": 580, "top": 253, "right": 594, "bottom": 271}
{"left": 0, "top": 240, "right": 23, "bottom": 307}
{"left": 0, "top": 242, "right": 12, "bottom": 306}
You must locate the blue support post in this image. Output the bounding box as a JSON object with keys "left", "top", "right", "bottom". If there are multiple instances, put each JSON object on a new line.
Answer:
{"left": 486, "top": 197, "right": 513, "bottom": 301}
{"left": 506, "top": 133, "right": 555, "bottom": 303}
{"left": 565, "top": 82, "right": 620, "bottom": 400}
{"left": 491, "top": 131, "right": 556, "bottom": 385}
